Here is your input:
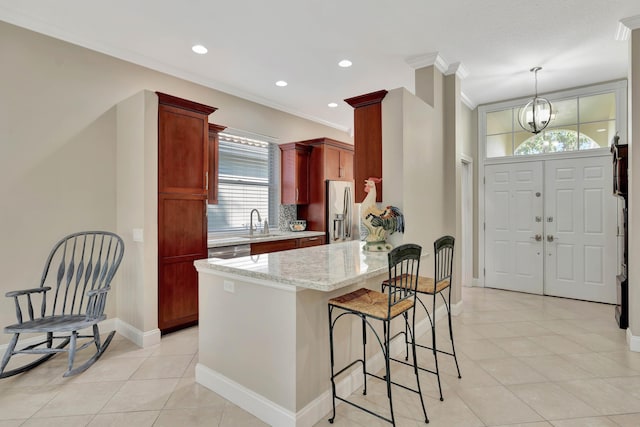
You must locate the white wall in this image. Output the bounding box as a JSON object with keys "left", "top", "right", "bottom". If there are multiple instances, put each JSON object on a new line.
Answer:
{"left": 0, "top": 21, "right": 351, "bottom": 345}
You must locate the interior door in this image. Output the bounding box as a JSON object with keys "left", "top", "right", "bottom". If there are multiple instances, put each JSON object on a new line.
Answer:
{"left": 544, "top": 156, "right": 617, "bottom": 303}
{"left": 485, "top": 162, "right": 544, "bottom": 294}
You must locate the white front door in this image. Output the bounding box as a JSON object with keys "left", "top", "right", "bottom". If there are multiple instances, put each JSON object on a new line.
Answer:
{"left": 544, "top": 157, "right": 617, "bottom": 303}
{"left": 485, "top": 162, "right": 544, "bottom": 294}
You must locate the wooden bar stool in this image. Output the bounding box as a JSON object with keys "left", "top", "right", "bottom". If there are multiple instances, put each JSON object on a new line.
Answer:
{"left": 327, "top": 243, "right": 429, "bottom": 426}
{"left": 385, "top": 235, "right": 461, "bottom": 401}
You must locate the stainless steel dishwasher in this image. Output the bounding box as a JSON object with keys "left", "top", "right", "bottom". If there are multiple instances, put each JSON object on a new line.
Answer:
{"left": 208, "top": 244, "right": 251, "bottom": 259}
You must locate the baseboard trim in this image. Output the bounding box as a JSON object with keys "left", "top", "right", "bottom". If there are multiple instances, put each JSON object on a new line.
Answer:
{"left": 627, "top": 328, "right": 640, "bottom": 352}
{"left": 115, "top": 319, "right": 161, "bottom": 348}
{"left": 195, "top": 309, "right": 452, "bottom": 427}
{"left": 196, "top": 364, "right": 297, "bottom": 427}
{"left": 0, "top": 317, "right": 160, "bottom": 352}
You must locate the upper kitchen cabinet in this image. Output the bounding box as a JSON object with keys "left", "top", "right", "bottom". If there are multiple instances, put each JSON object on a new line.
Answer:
{"left": 296, "top": 138, "right": 354, "bottom": 233}
{"left": 208, "top": 123, "right": 226, "bottom": 204}
{"left": 280, "top": 142, "right": 312, "bottom": 204}
{"left": 157, "top": 92, "right": 217, "bottom": 333}
{"left": 324, "top": 141, "right": 354, "bottom": 180}
{"left": 345, "top": 90, "right": 387, "bottom": 202}
{"left": 158, "top": 93, "right": 216, "bottom": 195}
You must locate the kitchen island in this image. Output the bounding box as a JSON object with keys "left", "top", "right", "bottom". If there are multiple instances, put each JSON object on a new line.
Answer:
{"left": 194, "top": 241, "right": 424, "bottom": 427}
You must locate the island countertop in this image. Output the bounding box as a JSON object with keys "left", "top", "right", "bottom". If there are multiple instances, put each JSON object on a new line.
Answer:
{"left": 194, "top": 240, "right": 393, "bottom": 292}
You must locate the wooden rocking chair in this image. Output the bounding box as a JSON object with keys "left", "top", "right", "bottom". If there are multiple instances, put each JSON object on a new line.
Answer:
{"left": 1, "top": 231, "right": 124, "bottom": 378}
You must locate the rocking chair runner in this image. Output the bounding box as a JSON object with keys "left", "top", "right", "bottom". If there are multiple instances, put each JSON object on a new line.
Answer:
{"left": 0, "top": 231, "right": 124, "bottom": 378}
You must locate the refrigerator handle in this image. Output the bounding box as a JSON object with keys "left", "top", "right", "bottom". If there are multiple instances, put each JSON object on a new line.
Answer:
{"left": 344, "top": 186, "right": 352, "bottom": 238}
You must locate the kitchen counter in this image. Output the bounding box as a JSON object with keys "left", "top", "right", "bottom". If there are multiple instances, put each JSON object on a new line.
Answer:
{"left": 207, "top": 230, "right": 325, "bottom": 248}
{"left": 194, "top": 241, "right": 430, "bottom": 427}
{"left": 197, "top": 240, "right": 388, "bottom": 291}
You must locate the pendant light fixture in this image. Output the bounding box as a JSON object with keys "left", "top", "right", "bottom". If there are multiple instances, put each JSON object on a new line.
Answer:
{"left": 518, "top": 67, "right": 553, "bottom": 134}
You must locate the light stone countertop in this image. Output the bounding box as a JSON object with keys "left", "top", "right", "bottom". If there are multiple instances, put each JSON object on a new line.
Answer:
{"left": 207, "top": 230, "right": 325, "bottom": 248}
{"left": 195, "top": 240, "right": 394, "bottom": 292}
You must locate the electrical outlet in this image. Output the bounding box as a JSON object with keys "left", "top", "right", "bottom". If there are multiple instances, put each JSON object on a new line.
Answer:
{"left": 132, "top": 228, "right": 144, "bottom": 242}
{"left": 223, "top": 280, "right": 235, "bottom": 293}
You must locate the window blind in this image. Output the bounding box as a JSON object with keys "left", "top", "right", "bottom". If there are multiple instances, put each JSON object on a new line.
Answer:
{"left": 208, "top": 132, "right": 277, "bottom": 233}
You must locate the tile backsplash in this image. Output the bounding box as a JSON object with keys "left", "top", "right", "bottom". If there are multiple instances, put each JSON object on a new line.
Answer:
{"left": 278, "top": 205, "right": 297, "bottom": 231}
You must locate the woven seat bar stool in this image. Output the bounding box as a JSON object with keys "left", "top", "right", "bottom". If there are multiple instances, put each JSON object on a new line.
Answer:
{"left": 383, "top": 235, "right": 461, "bottom": 402}
{"left": 327, "top": 243, "right": 429, "bottom": 426}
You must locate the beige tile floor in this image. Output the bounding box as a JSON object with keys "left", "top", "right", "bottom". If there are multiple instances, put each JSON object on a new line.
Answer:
{"left": 1, "top": 287, "right": 640, "bottom": 426}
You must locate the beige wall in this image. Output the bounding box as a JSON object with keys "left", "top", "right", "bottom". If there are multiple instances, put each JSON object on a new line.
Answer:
{"left": 0, "top": 21, "right": 351, "bottom": 345}
{"left": 460, "top": 104, "right": 480, "bottom": 279}
{"left": 382, "top": 88, "right": 442, "bottom": 253}
{"left": 381, "top": 78, "right": 460, "bottom": 303}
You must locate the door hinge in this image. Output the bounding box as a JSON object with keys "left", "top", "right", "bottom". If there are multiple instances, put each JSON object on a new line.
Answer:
{"left": 483, "top": 222, "right": 486, "bottom": 230}
{"left": 483, "top": 268, "right": 486, "bottom": 277}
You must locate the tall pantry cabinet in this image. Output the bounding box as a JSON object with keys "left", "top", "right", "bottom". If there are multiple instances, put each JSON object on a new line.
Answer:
{"left": 157, "top": 92, "right": 216, "bottom": 333}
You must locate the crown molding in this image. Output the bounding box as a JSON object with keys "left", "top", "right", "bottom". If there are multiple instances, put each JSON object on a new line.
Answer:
{"left": 405, "top": 52, "right": 448, "bottom": 74}
{"left": 461, "top": 92, "right": 476, "bottom": 110}
{"left": 618, "top": 15, "right": 640, "bottom": 40}
{"left": 445, "top": 62, "right": 469, "bottom": 80}
{"left": 344, "top": 90, "right": 388, "bottom": 109}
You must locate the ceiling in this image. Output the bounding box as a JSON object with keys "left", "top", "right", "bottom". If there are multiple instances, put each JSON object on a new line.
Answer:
{"left": 2, "top": 0, "right": 640, "bottom": 133}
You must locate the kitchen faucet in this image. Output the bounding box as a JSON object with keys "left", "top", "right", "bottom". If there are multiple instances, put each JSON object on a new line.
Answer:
{"left": 249, "top": 209, "right": 262, "bottom": 237}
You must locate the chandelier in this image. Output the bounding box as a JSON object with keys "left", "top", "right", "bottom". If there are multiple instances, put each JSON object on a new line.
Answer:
{"left": 518, "top": 67, "right": 553, "bottom": 134}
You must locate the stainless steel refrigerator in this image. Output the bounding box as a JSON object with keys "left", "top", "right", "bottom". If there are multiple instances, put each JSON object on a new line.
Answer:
{"left": 326, "top": 180, "right": 359, "bottom": 243}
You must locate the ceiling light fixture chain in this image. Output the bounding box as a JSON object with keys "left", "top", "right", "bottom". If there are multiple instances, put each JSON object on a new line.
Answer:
{"left": 518, "top": 66, "right": 553, "bottom": 134}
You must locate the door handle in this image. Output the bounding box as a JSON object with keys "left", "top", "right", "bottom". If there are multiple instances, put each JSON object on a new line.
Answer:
{"left": 546, "top": 234, "right": 556, "bottom": 242}
{"left": 530, "top": 234, "right": 542, "bottom": 242}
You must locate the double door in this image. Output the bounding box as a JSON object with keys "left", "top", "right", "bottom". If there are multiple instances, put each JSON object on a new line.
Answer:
{"left": 485, "top": 155, "right": 617, "bottom": 303}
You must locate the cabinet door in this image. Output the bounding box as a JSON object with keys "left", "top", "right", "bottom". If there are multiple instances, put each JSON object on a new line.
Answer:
{"left": 340, "top": 150, "right": 354, "bottom": 180}
{"left": 298, "top": 235, "right": 326, "bottom": 247}
{"left": 158, "top": 194, "right": 207, "bottom": 331}
{"left": 251, "top": 238, "right": 298, "bottom": 255}
{"left": 326, "top": 146, "right": 354, "bottom": 180}
{"left": 325, "top": 146, "right": 341, "bottom": 180}
{"left": 280, "top": 144, "right": 310, "bottom": 204}
{"left": 208, "top": 123, "right": 226, "bottom": 204}
{"left": 158, "top": 104, "right": 209, "bottom": 195}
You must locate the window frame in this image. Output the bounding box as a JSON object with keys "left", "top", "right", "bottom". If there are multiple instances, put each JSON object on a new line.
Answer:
{"left": 207, "top": 129, "right": 279, "bottom": 235}
{"left": 478, "top": 80, "right": 628, "bottom": 164}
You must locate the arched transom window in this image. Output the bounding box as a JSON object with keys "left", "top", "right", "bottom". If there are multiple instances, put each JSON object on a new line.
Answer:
{"left": 483, "top": 89, "right": 620, "bottom": 158}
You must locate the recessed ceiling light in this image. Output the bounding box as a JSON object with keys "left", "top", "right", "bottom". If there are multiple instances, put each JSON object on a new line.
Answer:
{"left": 596, "top": 128, "right": 607, "bottom": 132}
{"left": 338, "top": 59, "right": 352, "bottom": 68}
{"left": 191, "top": 44, "right": 208, "bottom": 54}
{"left": 328, "top": 102, "right": 338, "bottom": 108}
{"left": 275, "top": 80, "right": 288, "bottom": 87}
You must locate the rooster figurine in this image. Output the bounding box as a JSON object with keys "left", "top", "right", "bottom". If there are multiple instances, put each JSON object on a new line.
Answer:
{"left": 360, "top": 177, "right": 405, "bottom": 251}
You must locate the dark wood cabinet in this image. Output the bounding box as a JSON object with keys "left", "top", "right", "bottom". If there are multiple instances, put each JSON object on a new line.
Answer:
{"left": 280, "top": 142, "right": 311, "bottom": 204}
{"left": 157, "top": 92, "right": 217, "bottom": 333}
{"left": 250, "top": 238, "right": 299, "bottom": 255}
{"left": 297, "top": 235, "right": 326, "bottom": 248}
{"left": 611, "top": 136, "right": 628, "bottom": 329}
{"left": 325, "top": 144, "right": 354, "bottom": 180}
{"left": 250, "top": 235, "right": 326, "bottom": 255}
{"left": 208, "top": 123, "right": 226, "bottom": 204}
{"left": 345, "top": 90, "right": 387, "bottom": 202}
{"left": 296, "top": 138, "right": 354, "bottom": 233}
